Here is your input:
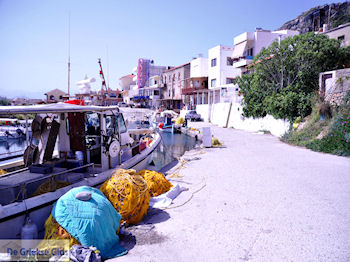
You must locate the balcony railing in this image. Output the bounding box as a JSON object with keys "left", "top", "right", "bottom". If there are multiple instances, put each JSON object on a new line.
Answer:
{"left": 182, "top": 87, "right": 196, "bottom": 95}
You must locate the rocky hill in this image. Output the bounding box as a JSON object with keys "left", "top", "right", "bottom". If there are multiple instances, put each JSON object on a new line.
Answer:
{"left": 279, "top": 1, "right": 350, "bottom": 33}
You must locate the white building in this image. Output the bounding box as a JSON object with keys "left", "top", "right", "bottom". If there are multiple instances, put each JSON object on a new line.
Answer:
{"left": 139, "top": 75, "right": 162, "bottom": 108}
{"left": 232, "top": 28, "right": 299, "bottom": 72}
{"left": 208, "top": 45, "right": 241, "bottom": 104}
{"left": 183, "top": 57, "right": 209, "bottom": 109}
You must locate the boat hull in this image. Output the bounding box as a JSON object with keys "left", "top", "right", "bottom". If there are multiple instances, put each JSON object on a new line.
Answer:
{"left": 0, "top": 133, "right": 161, "bottom": 239}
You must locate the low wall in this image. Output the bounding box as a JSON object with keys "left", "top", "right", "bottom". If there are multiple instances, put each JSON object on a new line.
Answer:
{"left": 228, "top": 103, "right": 290, "bottom": 137}
{"left": 196, "top": 104, "right": 211, "bottom": 122}
{"left": 179, "top": 109, "right": 190, "bottom": 119}
{"left": 210, "top": 103, "right": 231, "bottom": 127}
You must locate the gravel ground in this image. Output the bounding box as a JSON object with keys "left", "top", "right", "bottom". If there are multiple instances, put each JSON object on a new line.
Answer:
{"left": 109, "top": 123, "right": 350, "bottom": 262}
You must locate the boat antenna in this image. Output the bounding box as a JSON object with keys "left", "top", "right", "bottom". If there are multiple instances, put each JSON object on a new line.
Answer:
{"left": 106, "top": 45, "right": 110, "bottom": 89}
{"left": 67, "top": 12, "right": 71, "bottom": 97}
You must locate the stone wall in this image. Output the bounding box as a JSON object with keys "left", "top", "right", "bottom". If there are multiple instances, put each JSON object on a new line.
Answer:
{"left": 320, "top": 68, "right": 350, "bottom": 105}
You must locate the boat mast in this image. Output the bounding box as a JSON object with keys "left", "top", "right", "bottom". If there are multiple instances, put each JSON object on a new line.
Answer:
{"left": 67, "top": 13, "right": 71, "bottom": 97}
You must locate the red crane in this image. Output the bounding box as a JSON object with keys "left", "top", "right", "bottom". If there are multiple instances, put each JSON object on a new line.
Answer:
{"left": 98, "top": 58, "right": 108, "bottom": 105}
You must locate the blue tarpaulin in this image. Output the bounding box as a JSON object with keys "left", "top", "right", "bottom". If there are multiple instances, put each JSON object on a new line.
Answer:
{"left": 52, "top": 186, "right": 127, "bottom": 258}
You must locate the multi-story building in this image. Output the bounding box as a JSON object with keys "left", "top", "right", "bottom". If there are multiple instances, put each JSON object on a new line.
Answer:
{"left": 138, "top": 75, "right": 162, "bottom": 108}
{"left": 160, "top": 63, "right": 190, "bottom": 111}
{"left": 127, "top": 59, "right": 169, "bottom": 107}
{"left": 183, "top": 57, "right": 208, "bottom": 109}
{"left": 208, "top": 45, "right": 241, "bottom": 104}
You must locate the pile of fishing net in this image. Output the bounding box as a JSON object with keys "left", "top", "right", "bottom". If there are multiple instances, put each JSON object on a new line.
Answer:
{"left": 175, "top": 117, "right": 184, "bottom": 125}
{"left": 32, "top": 180, "right": 72, "bottom": 197}
{"left": 138, "top": 169, "right": 172, "bottom": 197}
{"left": 212, "top": 137, "right": 223, "bottom": 147}
{"left": 0, "top": 169, "right": 7, "bottom": 176}
{"left": 43, "top": 214, "right": 80, "bottom": 248}
{"left": 100, "top": 169, "right": 150, "bottom": 225}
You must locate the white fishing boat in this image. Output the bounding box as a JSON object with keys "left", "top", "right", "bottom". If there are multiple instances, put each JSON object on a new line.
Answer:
{"left": 0, "top": 102, "right": 161, "bottom": 238}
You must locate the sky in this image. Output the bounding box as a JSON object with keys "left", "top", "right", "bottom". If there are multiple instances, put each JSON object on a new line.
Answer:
{"left": 0, "top": 0, "right": 334, "bottom": 99}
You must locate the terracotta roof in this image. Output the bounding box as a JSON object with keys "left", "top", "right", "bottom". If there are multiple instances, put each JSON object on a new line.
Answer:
{"left": 163, "top": 63, "right": 190, "bottom": 72}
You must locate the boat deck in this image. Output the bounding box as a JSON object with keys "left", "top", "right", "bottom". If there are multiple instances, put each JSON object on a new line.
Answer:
{"left": 0, "top": 167, "right": 88, "bottom": 206}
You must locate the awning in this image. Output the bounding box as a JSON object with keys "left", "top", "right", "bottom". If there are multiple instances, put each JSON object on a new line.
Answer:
{"left": 232, "top": 41, "right": 247, "bottom": 58}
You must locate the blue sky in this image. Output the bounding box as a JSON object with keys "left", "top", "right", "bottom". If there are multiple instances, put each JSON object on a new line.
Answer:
{"left": 0, "top": 0, "right": 333, "bottom": 99}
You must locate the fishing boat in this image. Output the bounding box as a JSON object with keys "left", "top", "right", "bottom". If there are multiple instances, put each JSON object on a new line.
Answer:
{"left": 153, "top": 110, "right": 179, "bottom": 133}
{"left": 0, "top": 102, "right": 161, "bottom": 238}
{"left": 0, "top": 118, "right": 27, "bottom": 140}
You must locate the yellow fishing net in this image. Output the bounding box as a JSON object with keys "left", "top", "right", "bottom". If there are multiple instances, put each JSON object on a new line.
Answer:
{"left": 212, "top": 137, "right": 223, "bottom": 147}
{"left": 41, "top": 214, "right": 80, "bottom": 248}
{"left": 100, "top": 169, "right": 150, "bottom": 225}
{"left": 175, "top": 117, "right": 184, "bottom": 125}
{"left": 0, "top": 169, "right": 7, "bottom": 176}
{"left": 137, "top": 170, "right": 172, "bottom": 197}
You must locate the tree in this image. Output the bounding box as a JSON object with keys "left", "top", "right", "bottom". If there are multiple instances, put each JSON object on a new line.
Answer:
{"left": 235, "top": 33, "right": 350, "bottom": 121}
{"left": 0, "top": 96, "right": 11, "bottom": 106}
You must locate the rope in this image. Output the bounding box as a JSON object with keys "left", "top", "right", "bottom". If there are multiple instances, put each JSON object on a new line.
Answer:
{"left": 100, "top": 169, "right": 150, "bottom": 225}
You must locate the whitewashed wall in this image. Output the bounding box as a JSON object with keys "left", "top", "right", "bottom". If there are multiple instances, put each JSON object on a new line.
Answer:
{"left": 196, "top": 104, "right": 211, "bottom": 122}
{"left": 196, "top": 103, "right": 290, "bottom": 137}
{"left": 228, "top": 103, "right": 290, "bottom": 137}
{"left": 210, "top": 102, "right": 231, "bottom": 127}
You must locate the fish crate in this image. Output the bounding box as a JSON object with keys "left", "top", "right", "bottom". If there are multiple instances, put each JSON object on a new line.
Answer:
{"left": 29, "top": 164, "right": 53, "bottom": 174}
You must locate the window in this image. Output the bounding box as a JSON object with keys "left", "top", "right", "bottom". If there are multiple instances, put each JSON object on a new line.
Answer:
{"left": 227, "top": 57, "right": 233, "bottom": 66}
{"left": 59, "top": 95, "right": 63, "bottom": 100}
{"left": 154, "top": 90, "right": 159, "bottom": 95}
{"left": 246, "top": 48, "right": 253, "bottom": 57}
{"left": 115, "top": 114, "right": 127, "bottom": 133}
{"left": 211, "top": 58, "right": 217, "bottom": 67}
{"left": 178, "top": 72, "right": 181, "bottom": 80}
{"left": 338, "top": 35, "right": 345, "bottom": 47}
{"left": 194, "top": 80, "right": 199, "bottom": 88}
{"left": 211, "top": 78, "right": 216, "bottom": 87}
{"left": 226, "top": 78, "right": 235, "bottom": 84}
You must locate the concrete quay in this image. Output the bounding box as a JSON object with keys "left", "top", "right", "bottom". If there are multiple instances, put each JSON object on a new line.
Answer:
{"left": 110, "top": 122, "right": 350, "bottom": 262}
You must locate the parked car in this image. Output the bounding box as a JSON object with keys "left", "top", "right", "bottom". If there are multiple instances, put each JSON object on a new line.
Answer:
{"left": 134, "top": 102, "right": 142, "bottom": 108}
{"left": 117, "top": 102, "right": 128, "bottom": 107}
{"left": 185, "top": 110, "right": 201, "bottom": 121}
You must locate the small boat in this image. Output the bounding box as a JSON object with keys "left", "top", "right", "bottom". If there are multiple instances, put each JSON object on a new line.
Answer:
{"left": 0, "top": 103, "right": 161, "bottom": 238}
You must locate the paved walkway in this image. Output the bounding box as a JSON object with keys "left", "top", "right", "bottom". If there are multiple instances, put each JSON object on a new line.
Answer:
{"left": 110, "top": 123, "right": 350, "bottom": 262}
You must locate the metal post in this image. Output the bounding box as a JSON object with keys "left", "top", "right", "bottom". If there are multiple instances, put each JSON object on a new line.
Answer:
{"left": 118, "top": 114, "right": 121, "bottom": 165}
{"left": 25, "top": 114, "right": 29, "bottom": 146}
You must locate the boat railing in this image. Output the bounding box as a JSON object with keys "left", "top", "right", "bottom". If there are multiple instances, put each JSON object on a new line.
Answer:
{"left": 0, "top": 150, "right": 24, "bottom": 157}
{"left": 0, "top": 163, "right": 95, "bottom": 204}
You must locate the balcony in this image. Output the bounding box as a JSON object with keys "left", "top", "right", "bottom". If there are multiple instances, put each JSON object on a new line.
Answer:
{"left": 232, "top": 56, "right": 254, "bottom": 68}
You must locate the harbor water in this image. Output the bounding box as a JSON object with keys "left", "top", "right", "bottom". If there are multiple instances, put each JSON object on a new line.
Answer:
{"left": 0, "top": 132, "right": 199, "bottom": 171}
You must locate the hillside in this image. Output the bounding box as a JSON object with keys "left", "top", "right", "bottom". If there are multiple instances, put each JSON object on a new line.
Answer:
{"left": 279, "top": 1, "right": 350, "bottom": 33}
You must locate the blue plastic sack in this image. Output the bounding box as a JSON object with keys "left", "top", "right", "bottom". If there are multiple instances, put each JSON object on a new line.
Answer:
{"left": 52, "top": 186, "right": 127, "bottom": 258}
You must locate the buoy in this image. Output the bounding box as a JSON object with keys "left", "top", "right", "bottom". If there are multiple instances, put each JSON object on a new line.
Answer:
{"left": 21, "top": 218, "right": 38, "bottom": 239}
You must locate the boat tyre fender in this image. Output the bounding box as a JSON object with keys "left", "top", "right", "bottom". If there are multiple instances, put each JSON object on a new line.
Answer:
{"left": 24, "top": 144, "right": 38, "bottom": 167}
{"left": 108, "top": 139, "right": 120, "bottom": 158}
